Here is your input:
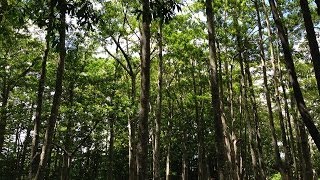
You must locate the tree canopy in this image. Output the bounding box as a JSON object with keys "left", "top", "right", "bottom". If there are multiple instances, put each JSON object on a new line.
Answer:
{"left": 1, "top": 0, "right": 320, "bottom": 179}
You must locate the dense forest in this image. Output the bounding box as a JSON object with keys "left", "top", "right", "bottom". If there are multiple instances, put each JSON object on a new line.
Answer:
{"left": 1, "top": 0, "right": 320, "bottom": 179}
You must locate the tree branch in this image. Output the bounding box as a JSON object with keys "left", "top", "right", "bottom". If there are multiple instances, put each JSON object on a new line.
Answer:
{"left": 111, "top": 35, "right": 133, "bottom": 75}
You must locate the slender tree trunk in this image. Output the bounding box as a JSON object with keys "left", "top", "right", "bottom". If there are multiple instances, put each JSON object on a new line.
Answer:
{"left": 61, "top": 83, "right": 74, "bottom": 180}
{"left": 244, "top": 57, "right": 264, "bottom": 180}
{"left": 108, "top": 115, "right": 115, "bottom": 180}
{"left": 299, "top": 0, "right": 320, "bottom": 95}
{"left": 205, "top": 0, "right": 226, "bottom": 179}
{"left": 225, "top": 58, "right": 239, "bottom": 180}
{"left": 299, "top": 120, "right": 314, "bottom": 179}
{"left": 129, "top": 75, "right": 137, "bottom": 180}
{"left": 191, "top": 60, "right": 203, "bottom": 180}
{"left": 153, "top": 21, "right": 163, "bottom": 180}
{"left": 137, "top": 0, "right": 151, "bottom": 179}
{"left": 45, "top": 143, "right": 53, "bottom": 179}
{"left": 261, "top": 2, "right": 290, "bottom": 178}
{"left": 217, "top": 43, "right": 233, "bottom": 180}
{"left": 289, "top": 88, "right": 314, "bottom": 179}
{"left": 253, "top": 2, "right": 269, "bottom": 179}
{"left": 34, "top": 0, "right": 66, "bottom": 179}
{"left": 0, "top": 89, "right": 9, "bottom": 152}
{"left": 281, "top": 79, "right": 298, "bottom": 179}
{"left": 165, "top": 143, "right": 170, "bottom": 180}
{"left": 182, "top": 132, "right": 188, "bottom": 180}
{"left": 165, "top": 99, "right": 173, "bottom": 180}
{"left": 273, "top": 42, "right": 292, "bottom": 179}
{"left": 269, "top": 0, "right": 320, "bottom": 151}
{"left": 18, "top": 126, "right": 32, "bottom": 179}
{"left": 247, "top": 66, "right": 265, "bottom": 180}
{"left": 29, "top": 0, "right": 54, "bottom": 178}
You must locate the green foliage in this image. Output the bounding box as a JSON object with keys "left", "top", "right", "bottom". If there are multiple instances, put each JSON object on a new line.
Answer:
{"left": 1, "top": 0, "right": 320, "bottom": 179}
{"left": 270, "top": 172, "right": 281, "bottom": 180}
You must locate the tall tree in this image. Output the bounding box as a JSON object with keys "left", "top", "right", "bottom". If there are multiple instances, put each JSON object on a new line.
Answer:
{"left": 268, "top": 0, "right": 320, "bottom": 151}
{"left": 34, "top": 0, "right": 67, "bottom": 179}
{"left": 153, "top": 20, "right": 163, "bottom": 180}
{"left": 137, "top": 0, "right": 151, "bottom": 179}
{"left": 299, "top": 0, "right": 320, "bottom": 96}
{"left": 205, "top": 0, "right": 226, "bottom": 179}
{"left": 29, "top": 0, "right": 55, "bottom": 178}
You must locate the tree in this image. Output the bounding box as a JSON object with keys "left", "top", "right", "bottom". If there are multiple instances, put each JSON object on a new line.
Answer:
{"left": 34, "top": 0, "right": 67, "bottom": 178}
{"left": 29, "top": 0, "right": 55, "bottom": 177}
{"left": 137, "top": 0, "right": 151, "bottom": 179}
{"left": 268, "top": 0, "right": 320, "bottom": 151}
{"left": 205, "top": 0, "right": 227, "bottom": 179}
{"left": 299, "top": 0, "right": 320, "bottom": 96}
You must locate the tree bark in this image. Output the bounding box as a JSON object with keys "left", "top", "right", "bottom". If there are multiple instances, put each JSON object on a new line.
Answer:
{"left": 252, "top": 2, "right": 268, "bottom": 179}
{"left": 165, "top": 99, "right": 173, "bottom": 180}
{"left": 281, "top": 80, "right": 298, "bottom": 179}
{"left": 225, "top": 58, "right": 239, "bottom": 180}
{"left": 269, "top": 0, "right": 320, "bottom": 151}
{"left": 0, "top": 88, "right": 9, "bottom": 152}
{"left": 205, "top": 0, "right": 226, "bottom": 179}
{"left": 153, "top": 20, "right": 163, "bottom": 180}
{"left": 244, "top": 57, "right": 264, "bottom": 180}
{"left": 34, "top": 0, "right": 66, "bottom": 179}
{"left": 61, "top": 83, "right": 74, "bottom": 180}
{"left": 108, "top": 114, "right": 115, "bottom": 180}
{"left": 299, "top": 119, "right": 313, "bottom": 179}
{"left": 18, "top": 125, "right": 32, "bottom": 179}
{"left": 299, "top": 0, "right": 320, "bottom": 96}
{"left": 29, "top": 0, "right": 54, "bottom": 177}
{"left": 273, "top": 44, "right": 293, "bottom": 179}
{"left": 182, "top": 132, "right": 188, "bottom": 180}
{"left": 217, "top": 43, "right": 233, "bottom": 180}
{"left": 262, "top": 2, "right": 290, "bottom": 178}
{"left": 137, "top": 0, "right": 151, "bottom": 179}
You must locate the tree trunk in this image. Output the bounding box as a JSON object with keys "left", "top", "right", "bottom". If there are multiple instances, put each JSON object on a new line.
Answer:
{"left": 182, "top": 132, "right": 188, "bottom": 180}
{"left": 299, "top": 120, "right": 313, "bottom": 179}
{"left": 244, "top": 57, "right": 264, "bottom": 180}
{"left": 225, "top": 58, "right": 239, "bottom": 180}
{"left": 34, "top": 0, "right": 66, "bottom": 179}
{"left": 269, "top": 0, "right": 320, "bottom": 151}
{"left": 253, "top": 2, "right": 269, "bottom": 179}
{"left": 137, "top": 0, "right": 151, "bottom": 179}
{"left": 18, "top": 126, "right": 32, "bottom": 179}
{"left": 261, "top": 2, "right": 289, "bottom": 178}
{"left": 273, "top": 42, "right": 293, "bottom": 179}
{"left": 153, "top": 21, "right": 163, "bottom": 180}
{"left": 281, "top": 80, "right": 299, "bottom": 179}
{"left": 0, "top": 89, "right": 9, "bottom": 152}
{"left": 129, "top": 75, "right": 137, "bottom": 180}
{"left": 299, "top": 0, "right": 320, "bottom": 95}
{"left": 61, "top": 83, "right": 74, "bottom": 180}
{"left": 29, "top": 0, "right": 54, "bottom": 177}
{"left": 108, "top": 115, "right": 115, "bottom": 180}
{"left": 205, "top": 0, "right": 226, "bottom": 179}
{"left": 217, "top": 43, "right": 234, "bottom": 180}
{"left": 165, "top": 99, "right": 173, "bottom": 180}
